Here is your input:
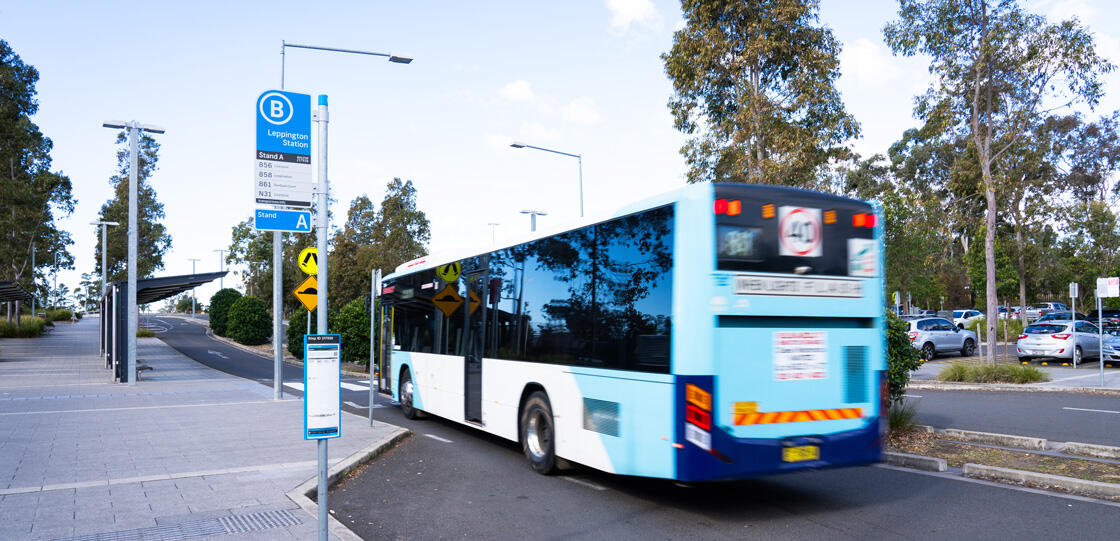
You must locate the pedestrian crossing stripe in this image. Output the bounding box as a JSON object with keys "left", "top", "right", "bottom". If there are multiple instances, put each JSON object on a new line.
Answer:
{"left": 733, "top": 407, "right": 862, "bottom": 425}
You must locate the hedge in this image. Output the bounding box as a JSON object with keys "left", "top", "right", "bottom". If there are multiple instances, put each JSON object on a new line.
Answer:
{"left": 227, "top": 296, "right": 271, "bottom": 345}
{"left": 209, "top": 288, "right": 242, "bottom": 336}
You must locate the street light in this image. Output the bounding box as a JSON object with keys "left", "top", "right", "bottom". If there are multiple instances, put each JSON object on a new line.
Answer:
{"left": 521, "top": 210, "right": 547, "bottom": 232}
{"left": 213, "top": 249, "right": 227, "bottom": 289}
{"left": 188, "top": 258, "right": 200, "bottom": 317}
{"left": 510, "top": 141, "right": 583, "bottom": 218}
{"left": 102, "top": 120, "right": 164, "bottom": 386}
{"left": 90, "top": 221, "right": 119, "bottom": 298}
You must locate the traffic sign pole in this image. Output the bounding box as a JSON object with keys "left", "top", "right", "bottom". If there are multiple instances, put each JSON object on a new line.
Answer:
{"left": 314, "top": 93, "right": 330, "bottom": 541}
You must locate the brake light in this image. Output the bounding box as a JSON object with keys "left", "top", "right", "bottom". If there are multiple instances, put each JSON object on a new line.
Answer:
{"left": 908, "top": 331, "right": 918, "bottom": 341}
{"left": 853, "top": 213, "right": 865, "bottom": 227}
{"left": 866, "top": 214, "right": 877, "bottom": 227}
{"left": 685, "top": 404, "right": 711, "bottom": 430}
{"left": 1051, "top": 334, "right": 1071, "bottom": 340}
{"left": 1018, "top": 334, "right": 1027, "bottom": 340}
{"left": 714, "top": 199, "right": 728, "bottom": 214}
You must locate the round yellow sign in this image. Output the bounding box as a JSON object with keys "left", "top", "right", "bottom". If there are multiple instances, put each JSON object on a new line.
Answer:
{"left": 436, "top": 262, "right": 461, "bottom": 283}
{"left": 298, "top": 247, "right": 318, "bottom": 275}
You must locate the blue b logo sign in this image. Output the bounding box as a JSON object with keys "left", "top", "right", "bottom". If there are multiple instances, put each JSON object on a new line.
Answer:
{"left": 258, "top": 92, "right": 294, "bottom": 125}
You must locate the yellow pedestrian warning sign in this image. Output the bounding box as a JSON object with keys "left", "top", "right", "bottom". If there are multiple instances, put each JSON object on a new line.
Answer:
{"left": 298, "top": 247, "right": 318, "bottom": 275}
{"left": 436, "top": 262, "right": 460, "bottom": 283}
{"left": 432, "top": 284, "right": 463, "bottom": 317}
{"left": 293, "top": 275, "right": 318, "bottom": 311}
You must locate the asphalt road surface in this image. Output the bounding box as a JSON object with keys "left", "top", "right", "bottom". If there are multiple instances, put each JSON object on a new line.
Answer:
{"left": 152, "top": 318, "right": 1120, "bottom": 540}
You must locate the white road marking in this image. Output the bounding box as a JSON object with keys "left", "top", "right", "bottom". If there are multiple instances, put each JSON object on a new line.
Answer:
{"left": 903, "top": 394, "right": 923, "bottom": 398}
{"left": 285, "top": 382, "right": 305, "bottom": 391}
{"left": 340, "top": 382, "right": 369, "bottom": 391}
{"left": 424, "top": 434, "right": 453, "bottom": 443}
{"left": 206, "top": 350, "right": 229, "bottom": 359}
{"left": 1063, "top": 407, "right": 1120, "bottom": 414}
{"left": 562, "top": 476, "right": 608, "bottom": 491}
{"left": 344, "top": 401, "right": 365, "bottom": 409}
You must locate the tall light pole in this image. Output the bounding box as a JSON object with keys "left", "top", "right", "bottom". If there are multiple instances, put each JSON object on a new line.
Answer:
{"left": 188, "top": 258, "right": 200, "bottom": 317}
{"left": 213, "top": 249, "right": 227, "bottom": 289}
{"left": 90, "top": 221, "right": 119, "bottom": 298}
{"left": 510, "top": 142, "right": 583, "bottom": 218}
{"left": 521, "top": 210, "right": 547, "bottom": 232}
{"left": 281, "top": 40, "right": 412, "bottom": 541}
{"left": 103, "top": 120, "right": 165, "bottom": 386}
{"left": 488, "top": 222, "right": 499, "bottom": 244}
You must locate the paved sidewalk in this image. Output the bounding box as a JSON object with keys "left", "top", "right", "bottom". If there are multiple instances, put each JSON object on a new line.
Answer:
{"left": 0, "top": 318, "right": 406, "bottom": 540}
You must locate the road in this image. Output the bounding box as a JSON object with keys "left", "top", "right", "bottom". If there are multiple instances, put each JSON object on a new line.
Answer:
{"left": 152, "top": 318, "right": 1120, "bottom": 540}
{"left": 902, "top": 389, "right": 1120, "bottom": 446}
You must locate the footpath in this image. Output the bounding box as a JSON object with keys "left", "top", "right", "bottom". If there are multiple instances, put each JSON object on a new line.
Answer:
{"left": 0, "top": 317, "right": 407, "bottom": 541}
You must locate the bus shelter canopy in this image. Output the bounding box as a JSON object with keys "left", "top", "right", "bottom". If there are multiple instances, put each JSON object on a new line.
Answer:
{"left": 111, "top": 271, "right": 228, "bottom": 305}
{"left": 0, "top": 281, "right": 33, "bottom": 302}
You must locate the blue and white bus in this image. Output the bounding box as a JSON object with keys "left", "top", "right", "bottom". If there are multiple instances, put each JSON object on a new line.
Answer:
{"left": 377, "top": 183, "right": 885, "bottom": 481}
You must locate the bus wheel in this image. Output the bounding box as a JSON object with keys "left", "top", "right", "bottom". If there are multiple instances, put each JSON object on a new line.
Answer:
{"left": 399, "top": 368, "right": 422, "bottom": 420}
{"left": 520, "top": 391, "right": 557, "bottom": 475}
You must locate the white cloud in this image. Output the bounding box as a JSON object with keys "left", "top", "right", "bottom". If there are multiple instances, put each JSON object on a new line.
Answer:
{"left": 1031, "top": 0, "right": 1096, "bottom": 22}
{"left": 562, "top": 97, "right": 601, "bottom": 125}
{"left": 483, "top": 133, "right": 513, "bottom": 151}
{"left": 839, "top": 38, "right": 902, "bottom": 91}
{"left": 498, "top": 80, "right": 536, "bottom": 101}
{"left": 606, "top": 0, "right": 662, "bottom": 34}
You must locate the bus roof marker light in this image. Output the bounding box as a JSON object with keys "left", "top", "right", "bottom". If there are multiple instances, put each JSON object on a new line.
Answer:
{"left": 853, "top": 213, "right": 866, "bottom": 228}
{"left": 866, "top": 214, "right": 877, "bottom": 227}
{"left": 761, "top": 204, "right": 775, "bottom": 219}
{"left": 714, "top": 199, "right": 728, "bottom": 214}
{"left": 727, "top": 200, "right": 741, "bottom": 216}
{"left": 824, "top": 210, "right": 836, "bottom": 224}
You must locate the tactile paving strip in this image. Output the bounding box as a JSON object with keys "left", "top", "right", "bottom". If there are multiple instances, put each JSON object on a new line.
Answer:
{"left": 55, "top": 508, "right": 303, "bottom": 540}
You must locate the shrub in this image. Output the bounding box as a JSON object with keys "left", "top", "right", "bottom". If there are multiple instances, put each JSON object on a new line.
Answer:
{"left": 136, "top": 329, "right": 156, "bottom": 338}
{"left": 334, "top": 298, "right": 371, "bottom": 364}
{"left": 889, "top": 400, "right": 919, "bottom": 432}
{"left": 0, "top": 316, "right": 46, "bottom": 338}
{"left": 966, "top": 318, "right": 1024, "bottom": 343}
{"left": 937, "top": 362, "right": 1050, "bottom": 384}
{"left": 886, "top": 311, "right": 923, "bottom": 404}
{"left": 209, "top": 288, "right": 242, "bottom": 336}
{"left": 227, "top": 296, "right": 271, "bottom": 345}
{"left": 286, "top": 308, "right": 323, "bottom": 359}
{"left": 47, "top": 308, "right": 73, "bottom": 321}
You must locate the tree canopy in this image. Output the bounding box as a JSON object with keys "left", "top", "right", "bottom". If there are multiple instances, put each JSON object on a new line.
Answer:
{"left": 662, "top": 0, "right": 858, "bottom": 187}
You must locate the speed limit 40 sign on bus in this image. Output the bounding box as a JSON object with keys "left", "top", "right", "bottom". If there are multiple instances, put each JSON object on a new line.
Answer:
{"left": 778, "top": 206, "right": 822, "bottom": 257}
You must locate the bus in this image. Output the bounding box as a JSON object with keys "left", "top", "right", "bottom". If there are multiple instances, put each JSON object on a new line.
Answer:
{"left": 376, "top": 183, "right": 885, "bottom": 481}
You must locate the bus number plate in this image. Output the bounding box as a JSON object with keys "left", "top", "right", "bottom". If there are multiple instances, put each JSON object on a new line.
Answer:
{"left": 782, "top": 445, "right": 819, "bottom": 462}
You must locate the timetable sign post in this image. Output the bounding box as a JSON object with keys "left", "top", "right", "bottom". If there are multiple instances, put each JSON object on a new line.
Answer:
{"left": 256, "top": 90, "right": 313, "bottom": 207}
{"left": 303, "top": 334, "right": 341, "bottom": 440}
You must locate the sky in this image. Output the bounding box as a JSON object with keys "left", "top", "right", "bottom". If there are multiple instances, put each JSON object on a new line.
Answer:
{"left": 3, "top": 0, "right": 1119, "bottom": 307}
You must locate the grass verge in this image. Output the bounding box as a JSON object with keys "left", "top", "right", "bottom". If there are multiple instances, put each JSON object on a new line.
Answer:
{"left": 136, "top": 329, "right": 156, "bottom": 338}
{"left": 937, "top": 362, "right": 1050, "bottom": 384}
{"left": 889, "top": 430, "right": 1120, "bottom": 500}
{"left": 889, "top": 400, "right": 919, "bottom": 432}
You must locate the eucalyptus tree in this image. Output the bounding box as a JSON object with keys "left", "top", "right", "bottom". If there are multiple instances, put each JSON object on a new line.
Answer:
{"left": 884, "top": 0, "right": 1112, "bottom": 363}
{"left": 95, "top": 132, "right": 172, "bottom": 281}
{"left": 662, "top": 0, "right": 858, "bottom": 187}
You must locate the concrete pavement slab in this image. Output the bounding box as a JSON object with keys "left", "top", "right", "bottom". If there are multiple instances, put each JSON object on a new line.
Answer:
{"left": 0, "top": 317, "right": 406, "bottom": 540}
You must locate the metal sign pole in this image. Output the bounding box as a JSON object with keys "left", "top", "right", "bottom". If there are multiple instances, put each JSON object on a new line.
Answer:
{"left": 369, "top": 269, "right": 381, "bottom": 426}
{"left": 314, "top": 94, "right": 330, "bottom": 541}
{"left": 274, "top": 233, "right": 283, "bottom": 400}
{"left": 1099, "top": 292, "right": 1104, "bottom": 387}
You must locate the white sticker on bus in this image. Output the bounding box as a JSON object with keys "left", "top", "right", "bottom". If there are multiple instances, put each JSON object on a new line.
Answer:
{"left": 778, "top": 206, "right": 822, "bottom": 257}
{"left": 734, "top": 274, "right": 862, "bottom": 298}
{"left": 848, "top": 238, "right": 878, "bottom": 277}
{"left": 773, "top": 331, "right": 828, "bottom": 381}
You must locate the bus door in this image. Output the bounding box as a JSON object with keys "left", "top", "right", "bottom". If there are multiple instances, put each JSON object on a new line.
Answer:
{"left": 463, "top": 266, "right": 489, "bottom": 424}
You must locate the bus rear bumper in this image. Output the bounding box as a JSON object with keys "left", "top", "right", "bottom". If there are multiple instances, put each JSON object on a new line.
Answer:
{"left": 674, "top": 420, "right": 882, "bottom": 482}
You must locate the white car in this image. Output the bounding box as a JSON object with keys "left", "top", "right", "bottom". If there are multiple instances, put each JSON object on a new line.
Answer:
{"left": 952, "top": 309, "right": 984, "bottom": 330}
{"left": 1017, "top": 320, "right": 1100, "bottom": 365}
{"left": 908, "top": 317, "right": 979, "bottom": 360}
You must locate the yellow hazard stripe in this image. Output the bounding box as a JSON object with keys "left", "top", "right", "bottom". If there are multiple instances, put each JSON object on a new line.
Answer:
{"left": 733, "top": 407, "right": 864, "bottom": 425}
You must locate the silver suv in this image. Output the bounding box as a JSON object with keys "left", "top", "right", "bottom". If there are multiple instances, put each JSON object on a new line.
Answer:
{"left": 907, "top": 317, "right": 978, "bottom": 360}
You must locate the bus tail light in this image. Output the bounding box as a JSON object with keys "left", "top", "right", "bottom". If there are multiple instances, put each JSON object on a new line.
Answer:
{"left": 685, "top": 404, "right": 711, "bottom": 430}
{"left": 684, "top": 383, "right": 714, "bottom": 452}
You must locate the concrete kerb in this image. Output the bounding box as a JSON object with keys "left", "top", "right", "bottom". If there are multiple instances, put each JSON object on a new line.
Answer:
{"left": 963, "top": 463, "right": 1120, "bottom": 500}
{"left": 286, "top": 427, "right": 411, "bottom": 541}
{"left": 908, "top": 381, "right": 1120, "bottom": 395}
{"left": 1064, "top": 442, "right": 1120, "bottom": 459}
{"left": 883, "top": 451, "right": 947, "bottom": 472}
{"left": 943, "top": 428, "right": 1047, "bottom": 450}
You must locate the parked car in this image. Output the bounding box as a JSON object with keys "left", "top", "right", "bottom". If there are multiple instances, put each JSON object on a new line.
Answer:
{"left": 1102, "top": 334, "right": 1120, "bottom": 363}
{"left": 1035, "top": 311, "right": 1090, "bottom": 323}
{"left": 995, "top": 305, "right": 1010, "bottom": 319}
{"left": 952, "top": 309, "right": 984, "bottom": 330}
{"left": 1016, "top": 320, "right": 1101, "bottom": 365}
{"left": 1085, "top": 309, "right": 1120, "bottom": 327}
{"left": 907, "top": 317, "right": 978, "bottom": 360}
{"left": 1033, "top": 302, "right": 1068, "bottom": 316}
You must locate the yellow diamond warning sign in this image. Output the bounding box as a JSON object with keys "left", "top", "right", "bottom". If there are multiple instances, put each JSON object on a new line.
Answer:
{"left": 436, "top": 262, "right": 460, "bottom": 283}
{"left": 432, "top": 284, "right": 463, "bottom": 317}
{"left": 293, "top": 275, "right": 318, "bottom": 311}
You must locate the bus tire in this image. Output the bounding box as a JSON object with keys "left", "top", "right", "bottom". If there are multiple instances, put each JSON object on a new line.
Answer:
{"left": 399, "top": 367, "right": 422, "bottom": 420}
{"left": 520, "top": 391, "right": 557, "bottom": 475}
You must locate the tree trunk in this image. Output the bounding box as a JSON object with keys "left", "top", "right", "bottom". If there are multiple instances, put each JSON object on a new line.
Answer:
{"left": 1014, "top": 204, "right": 1028, "bottom": 327}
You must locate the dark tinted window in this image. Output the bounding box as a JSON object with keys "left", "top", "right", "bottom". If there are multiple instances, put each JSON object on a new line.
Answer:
{"left": 385, "top": 205, "right": 674, "bottom": 374}
{"left": 1024, "top": 324, "right": 1066, "bottom": 334}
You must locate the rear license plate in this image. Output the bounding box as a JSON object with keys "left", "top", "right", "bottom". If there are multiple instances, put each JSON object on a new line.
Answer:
{"left": 782, "top": 445, "right": 819, "bottom": 462}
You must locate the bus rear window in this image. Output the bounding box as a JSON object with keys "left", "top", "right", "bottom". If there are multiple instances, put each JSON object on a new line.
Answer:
{"left": 716, "top": 225, "right": 762, "bottom": 260}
